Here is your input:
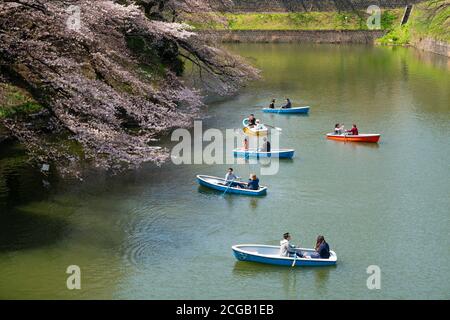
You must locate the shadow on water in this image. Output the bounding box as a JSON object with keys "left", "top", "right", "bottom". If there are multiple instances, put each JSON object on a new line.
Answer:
{"left": 232, "top": 261, "right": 335, "bottom": 298}
{"left": 0, "top": 141, "right": 69, "bottom": 252}
{"left": 0, "top": 207, "right": 68, "bottom": 253}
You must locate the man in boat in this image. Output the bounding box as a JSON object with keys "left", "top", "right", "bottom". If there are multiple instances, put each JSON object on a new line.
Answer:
{"left": 334, "top": 123, "right": 345, "bottom": 134}
{"left": 269, "top": 99, "right": 276, "bottom": 109}
{"left": 259, "top": 137, "right": 271, "bottom": 152}
{"left": 346, "top": 124, "right": 359, "bottom": 135}
{"left": 281, "top": 98, "right": 292, "bottom": 109}
{"left": 280, "top": 232, "right": 304, "bottom": 258}
{"left": 225, "top": 168, "right": 238, "bottom": 182}
{"left": 247, "top": 114, "right": 256, "bottom": 127}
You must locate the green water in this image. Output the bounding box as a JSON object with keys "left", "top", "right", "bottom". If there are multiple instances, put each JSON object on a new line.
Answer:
{"left": 0, "top": 44, "right": 449, "bottom": 299}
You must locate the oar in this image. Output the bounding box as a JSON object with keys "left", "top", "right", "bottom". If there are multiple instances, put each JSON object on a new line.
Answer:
{"left": 264, "top": 124, "right": 282, "bottom": 131}
{"left": 223, "top": 177, "right": 240, "bottom": 196}
{"left": 291, "top": 249, "right": 297, "bottom": 267}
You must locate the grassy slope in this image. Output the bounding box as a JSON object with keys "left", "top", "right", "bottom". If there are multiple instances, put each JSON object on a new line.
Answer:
{"left": 377, "top": 1, "right": 450, "bottom": 45}
{"left": 185, "top": 10, "right": 402, "bottom": 31}
{"left": 0, "top": 83, "right": 43, "bottom": 119}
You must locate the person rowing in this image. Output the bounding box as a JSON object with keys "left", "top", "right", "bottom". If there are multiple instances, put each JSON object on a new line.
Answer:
{"left": 224, "top": 168, "right": 240, "bottom": 188}
{"left": 280, "top": 232, "right": 305, "bottom": 258}
{"left": 334, "top": 123, "right": 344, "bottom": 135}
{"left": 281, "top": 98, "right": 292, "bottom": 109}
{"left": 247, "top": 114, "right": 256, "bottom": 128}
{"left": 346, "top": 124, "right": 359, "bottom": 135}
{"left": 269, "top": 99, "right": 276, "bottom": 109}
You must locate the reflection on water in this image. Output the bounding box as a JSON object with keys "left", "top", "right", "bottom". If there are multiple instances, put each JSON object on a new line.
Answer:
{"left": 0, "top": 44, "right": 449, "bottom": 299}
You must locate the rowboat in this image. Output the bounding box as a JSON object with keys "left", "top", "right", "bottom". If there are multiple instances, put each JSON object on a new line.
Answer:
{"left": 243, "top": 126, "right": 268, "bottom": 137}
{"left": 326, "top": 133, "right": 380, "bottom": 143}
{"left": 232, "top": 244, "right": 337, "bottom": 267}
{"left": 233, "top": 148, "right": 295, "bottom": 159}
{"left": 262, "top": 106, "right": 310, "bottom": 114}
{"left": 196, "top": 175, "right": 267, "bottom": 196}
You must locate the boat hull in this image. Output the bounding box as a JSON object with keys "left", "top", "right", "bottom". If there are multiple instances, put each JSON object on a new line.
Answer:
{"left": 232, "top": 244, "right": 337, "bottom": 267}
{"left": 243, "top": 126, "right": 268, "bottom": 136}
{"left": 262, "top": 106, "right": 310, "bottom": 114}
{"left": 233, "top": 148, "right": 295, "bottom": 159}
{"left": 197, "top": 175, "right": 267, "bottom": 196}
{"left": 326, "top": 133, "right": 380, "bottom": 143}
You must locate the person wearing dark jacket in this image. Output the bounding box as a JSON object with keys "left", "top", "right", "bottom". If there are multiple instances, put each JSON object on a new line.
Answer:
{"left": 246, "top": 174, "right": 260, "bottom": 190}
{"left": 259, "top": 137, "right": 271, "bottom": 152}
{"left": 307, "top": 235, "right": 330, "bottom": 259}
{"left": 269, "top": 99, "right": 276, "bottom": 109}
{"left": 282, "top": 98, "right": 292, "bottom": 109}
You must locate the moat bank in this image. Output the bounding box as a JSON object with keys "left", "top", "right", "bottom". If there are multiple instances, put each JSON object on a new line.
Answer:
{"left": 200, "top": 30, "right": 387, "bottom": 43}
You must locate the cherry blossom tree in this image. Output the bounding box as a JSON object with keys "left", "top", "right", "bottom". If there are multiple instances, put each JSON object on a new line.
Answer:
{"left": 0, "top": 0, "right": 258, "bottom": 176}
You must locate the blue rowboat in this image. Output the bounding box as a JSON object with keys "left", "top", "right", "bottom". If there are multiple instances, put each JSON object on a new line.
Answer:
{"left": 262, "top": 106, "right": 310, "bottom": 114}
{"left": 196, "top": 175, "right": 267, "bottom": 196}
{"left": 232, "top": 244, "right": 337, "bottom": 267}
{"left": 233, "top": 148, "right": 295, "bottom": 159}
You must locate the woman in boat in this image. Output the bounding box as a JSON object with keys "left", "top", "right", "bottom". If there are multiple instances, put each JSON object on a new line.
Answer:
{"left": 246, "top": 174, "right": 260, "bottom": 190}
{"left": 280, "top": 232, "right": 304, "bottom": 258}
{"left": 269, "top": 99, "right": 276, "bottom": 109}
{"left": 346, "top": 124, "right": 359, "bottom": 135}
{"left": 305, "top": 235, "right": 330, "bottom": 259}
{"left": 281, "top": 98, "right": 292, "bottom": 109}
{"left": 243, "top": 137, "right": 249, "bottom": 150}
{"left": 259, "top": 137, "right": 271, "bottom": 152}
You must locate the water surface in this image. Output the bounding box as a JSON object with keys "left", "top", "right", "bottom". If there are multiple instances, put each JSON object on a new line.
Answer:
{"left": 0, "top": 44, "right": 449, "bottom": 299}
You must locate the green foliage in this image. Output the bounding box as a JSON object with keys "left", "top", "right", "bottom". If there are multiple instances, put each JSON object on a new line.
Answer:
{"left": 0, "top": 84, "right": 43, "bottom": 119}
{"left": 411, "top": 1, "right": 450, "bottom": 42}
{"left": 0, "top": 102, "right": 43, "bottom": 119}
{"left": 376, "top": 23, "right": 411, "bottom": 45}
{"left": 186, "top": 11, "right": 403, "bottom": 31}
{"left": 381, "top": 10, "right": 399, "bottom": 30}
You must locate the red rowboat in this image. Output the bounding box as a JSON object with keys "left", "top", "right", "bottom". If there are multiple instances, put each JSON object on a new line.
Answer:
{"left": 326, "top": 133, "right": 381, "bottom": 143}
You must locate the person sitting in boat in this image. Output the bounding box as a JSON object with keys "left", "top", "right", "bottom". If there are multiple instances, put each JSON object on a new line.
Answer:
{"left": 243, "top": 137, "right": 249, "bottom": 150}
{"left": 259, "top": 137, "right": 271, "bottom": 152}
{"left": 334, "top": 123, "right": 343, "bottom": 135}
{"left": 225, "top": 168, "right": 238, "bottom": 182}
{"left": 247, "top": 114, "right": 256, "bottom": 127}
{"left": 305, "top": 235, "right": 330, "bottom": 259}
{"left": 246, "top": 174, "right": 260, "bottom": 190}
{"left": 255, "top": 119, "right": 265, "bottom": 130}
{"left": 281, "top": 98, "right": 292, "bottom": 109}
{"left": 280, "top": 232, "right": 304, "bottom": 258}
{"left": 346, "top": 124, "right": 359, "bottom": 135}
{"left": 269, "top": 99, "right": 276, "bottom": 109}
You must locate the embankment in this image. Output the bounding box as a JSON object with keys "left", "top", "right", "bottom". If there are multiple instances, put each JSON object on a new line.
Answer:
{"left": 411, "top": 37, "right": 450, "bottom": 57}
{"left": 200, "top": 29, "right": 386, "bottom": 43}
